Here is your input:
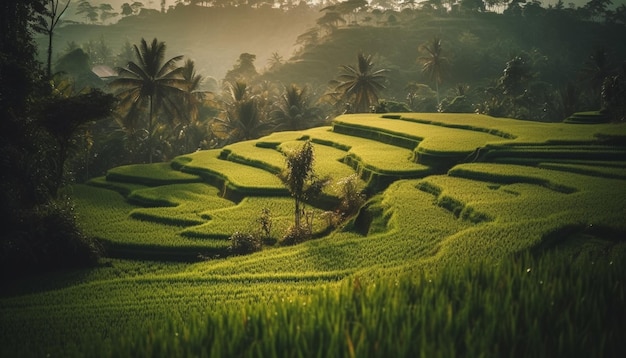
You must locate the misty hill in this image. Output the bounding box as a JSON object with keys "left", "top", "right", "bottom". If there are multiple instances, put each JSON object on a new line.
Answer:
{"left": 44, "top": 6, "right": 626, "bottom": 101}
{"left": 41, "top": 5, "right": 319, "bottom": 85}
{"left": 263, "top": 11, "right": 626, "bottom": 101}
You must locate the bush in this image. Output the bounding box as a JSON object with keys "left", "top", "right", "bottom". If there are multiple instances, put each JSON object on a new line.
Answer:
{"left": 336, "top": 174, "right": 366, "bottom": 220}
{"left": 228, "top": 232, "right": 262, "bottom": 255}
{"left": 279, "top": 224, "right": 311, "bottom": 246}
{"left": 1, "top": 197, "right": 102, "bottom": 279}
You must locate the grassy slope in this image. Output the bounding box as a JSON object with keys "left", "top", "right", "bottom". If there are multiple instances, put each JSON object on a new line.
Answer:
{"left": 2, "top": 113, "right": 626, "bottom": 356}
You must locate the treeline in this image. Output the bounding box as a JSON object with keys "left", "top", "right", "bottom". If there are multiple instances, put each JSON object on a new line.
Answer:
{"left": 1, "top": 1, "right": 116, "bottom": 278}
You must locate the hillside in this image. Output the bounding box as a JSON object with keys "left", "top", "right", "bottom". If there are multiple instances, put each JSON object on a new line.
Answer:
{"left": 69, "top": 113, "right": 626, "bottom": 261}
{"left": 45, "top": 7, "right": 626, "bottom": 96}
{"left": 263, "top": 12, "right": 626, "bottom": 101}
{"left": 2, "top": 113, "right": 626, "bottom": 356}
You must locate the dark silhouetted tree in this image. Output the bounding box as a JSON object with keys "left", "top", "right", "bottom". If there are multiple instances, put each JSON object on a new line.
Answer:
{"left": 121, "top": 2, "right": 133, "bottom": 16}
{"left": 76, "top": 0, "right": 99, "bottom": 22}
{"left": 175, "top": 59, "right": 209, "bottom": 153}
{"left": 267, "top": 52, "right": 284, "bottom": 72}
{"left": 211, "top": 81, "right": 272, "bottom": 144}
{"left": 109, "top": 38, "right": 186, "bottom": 163}
{"left": 499, "top": 54, "right": 534, "bottom": 96}
{"left": 33, "top": 0, "right": 71, "bottom": 78}
{"left": 38, "top": 89, "right": 115, "bottom": 196}
{"left": 331, "top": 53, "right": 389, "bottom": 113}
{"left": 271, "top": 84, "right": 323, "bottom": 131}
{"left": 54, "top": 48, "right": 103, "bottom": 89}
{"left": 224, "top": 53, "right": 259, "bottom": 83}
{"left": 418, "top": 37, "right": 449, "bottom": 104}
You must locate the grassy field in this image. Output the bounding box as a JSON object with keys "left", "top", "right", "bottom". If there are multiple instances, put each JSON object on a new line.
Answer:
{"left": 2, "top": 113, "right": 625, "bottom": 357}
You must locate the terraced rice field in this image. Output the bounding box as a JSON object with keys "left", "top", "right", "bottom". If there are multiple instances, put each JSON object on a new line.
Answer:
{"left": 2, "top": 113, "right": 626, "bottom": 357}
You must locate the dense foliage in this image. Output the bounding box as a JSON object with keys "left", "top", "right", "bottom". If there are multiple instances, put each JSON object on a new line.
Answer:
{"left": 1, "top": 0, "right": 115, "bottom": 278}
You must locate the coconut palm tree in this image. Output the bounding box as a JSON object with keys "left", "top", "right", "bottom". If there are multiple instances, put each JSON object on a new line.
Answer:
{"left": 109, "top": 38, "right": 186, "bottom": 163}
{"left": 418, "top": 37, "right": 449, "bottom": 104}
{"left": 267, "top": 52, "right": 284, "bottom": 72}
{"left": 271, "top": 84, "right": 323, "bottom": 131}
{"left": 179, "top": 59, "right": 205, "bottom": 122}
{"left": 174, "top": 59, "right": 209, "bottom": 154}
{"left": 210, "top": 81, "right": 272, "bottom": 144}
{"left": 331, "top": 53, "right": 389, "bottom": 113}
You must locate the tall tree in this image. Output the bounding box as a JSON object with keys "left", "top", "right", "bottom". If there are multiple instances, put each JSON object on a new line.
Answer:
{"left": 109, "top": 38, "right": 187, "bottom": 163}
{"left": 76, "top": 0, "right": 99, "bottom": 22}
{"left": 1, "top": 0, "right": 49, "bottom": 208}
{"left": 210, "top": 81, "right": 272, "bottom": 144}
{"left": 267, "top": 52, "right": 284, "bottom": 72}
{"left": 98, "top": 3, "right": 118, "bottom": 22}
{"left": 33, "top": 0, "right": 71, "bottom": 78}
{"left": 38, "top": 89, "right": 115, "bottom": 196}
{"left": 280, "top": 140, "right": 327, "bottom": 240}
{"left": 224, "top": 53, "right": 258, "bottom": 83}
{"left": 176, "top": 59, "right": 208, "bottom": 153}
{"left": 271, "top": 84, "right": 323, "bottom": 131}
{"left": 180, "top": 59, "right": 204, "bottom": 123}
{"left": 331, "top": 53, "right": 389, "bottom": 113}
{"left": 499, "top": 54, "right": 534, "bottom": 96}
{"left": 418, "top": 37, "right": 449, "bottom": 104}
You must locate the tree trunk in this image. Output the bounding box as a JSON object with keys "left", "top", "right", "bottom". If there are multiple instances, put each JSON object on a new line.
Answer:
{"left": 148, "top": 95, "right": 154, "bottom": 163}
{"left": 294, "top": 198, "right": 300, "bottom": 230}
{"left": 47, "top": 30, "right": 53, "bottom": 78}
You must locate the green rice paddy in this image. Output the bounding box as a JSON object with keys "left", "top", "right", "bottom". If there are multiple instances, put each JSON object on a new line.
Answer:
{"left": 2, "top": 113, "right": 625, "bottom": 357}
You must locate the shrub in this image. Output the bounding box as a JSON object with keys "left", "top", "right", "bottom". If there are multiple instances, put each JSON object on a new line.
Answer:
{"left": 336, "top": 174, "right": 366, "bottom": 219}
{"left": 1, "top": 197, "right": 102, "bottom": 279}
{"left": 257, "top": 207, "right": 275, "bottom": 245}
{"left": 279, "top": 224, "right": 311, "bottom": 246}
{"left": 228, "top": 232, "right": 262, "bottom": 255}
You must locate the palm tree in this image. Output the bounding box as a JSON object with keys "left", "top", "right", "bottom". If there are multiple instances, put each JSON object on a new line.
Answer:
{"left": 331, "top": 53, "right": 389, "bottom": 113}
{"left": 210, "top": 81, "right": 272, "bottom": 144}
{"left": 180, "top": 59, "right": 205, "bottom": 123}
{"left": 271, "top": 84, "right": 323, "bottom": 131}
{"left": 267, "top": 52, "right": 284, "bottom": 72}
{"left": 418, "top": 37, "right": 449, "bottom": 104}
{"left": 109, "top": 38, "right": 186, "bottom": 163}
{"left": 176, "top": 59, "right": 209, "bottom": 154}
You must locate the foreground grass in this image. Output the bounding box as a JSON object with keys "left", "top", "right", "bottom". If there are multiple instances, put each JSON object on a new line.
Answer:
{"left": 1, "top": 251, "right": 623, "bottom": 357}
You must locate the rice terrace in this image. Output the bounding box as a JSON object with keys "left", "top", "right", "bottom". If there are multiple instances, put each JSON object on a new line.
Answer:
{"left": 2, "top": 0, "right": 626, "bottom": 357}
{"left": 3, "top": 112, "right": 626, "bottom": 356}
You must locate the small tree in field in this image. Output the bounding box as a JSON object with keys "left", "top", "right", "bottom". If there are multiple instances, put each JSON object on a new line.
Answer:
{"left": 280, "top": 140, "right": 328, "bottom": 245}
